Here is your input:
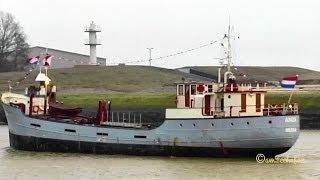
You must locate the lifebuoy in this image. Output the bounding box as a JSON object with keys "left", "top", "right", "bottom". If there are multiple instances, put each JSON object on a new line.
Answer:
{"left": 32, "top": 105, "right": 40, "bottom": 113}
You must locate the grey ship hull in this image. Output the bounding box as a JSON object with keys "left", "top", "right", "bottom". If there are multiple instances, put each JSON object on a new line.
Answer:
{"left": 3, "top": 104, "right": 300, "bottom": 157}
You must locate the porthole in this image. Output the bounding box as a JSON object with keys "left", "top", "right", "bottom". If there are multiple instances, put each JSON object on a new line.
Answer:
{"left": 179, "top": 124, "right": 183, "bottom": 127}
{"left": 211, "top": 123, "right": 214, "bottom": 127}
{"left": 247, "top": 122, "right": 250, "bottom": 125}
{"left": 269, "top": 120, "right": 272, "bottom": 124}
{"left": 228, "top": 95, "right": 231, "bottom": 99}
{"left": 193, "top": 123, "right": 196, "bottom": 127}
{"left": 231, "top": 122, "right": 234, "bottom": 126}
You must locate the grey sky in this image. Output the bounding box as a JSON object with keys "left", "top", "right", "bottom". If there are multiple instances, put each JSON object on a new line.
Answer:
{"left": 1, "top": 0, "right": 319, "bottom": 71}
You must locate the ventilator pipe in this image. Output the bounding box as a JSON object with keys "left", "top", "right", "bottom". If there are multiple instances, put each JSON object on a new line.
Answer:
{"left": 29, "top": 93, "right": 35, "bottom": 116}
{"left": 224, "top": 71, "right": 233, "bottom": 84}
{"left": 218, "top": 68, "right": 221, "bottom": 83}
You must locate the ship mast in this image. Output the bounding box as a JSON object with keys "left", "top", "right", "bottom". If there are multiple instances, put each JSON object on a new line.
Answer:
{"left": 221, "top": 16, "right": 238, "bottom": 84}
{"left": 226, "top": 15, "right": 232, "bottom": 73}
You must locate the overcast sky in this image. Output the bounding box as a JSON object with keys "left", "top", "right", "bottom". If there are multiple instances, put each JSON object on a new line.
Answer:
{"left": 1, "top": 0, "right": 319, "bottom": 71}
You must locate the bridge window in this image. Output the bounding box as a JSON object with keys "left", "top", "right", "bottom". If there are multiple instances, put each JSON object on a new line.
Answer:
{"left": 178, "top": 85, "right": 184, "bottom": 95}
{"left": 208, "top": 85, "right": 213, "bottom": 92}
{"left": 191, "top": 85, "right": 196, "bottom": 95}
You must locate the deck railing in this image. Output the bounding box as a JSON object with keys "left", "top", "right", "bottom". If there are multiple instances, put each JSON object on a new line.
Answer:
{"left": 264, "top": 103, "right": 299, "bottom": 116}
{"left": 202, "top": 103, "right": 299, "bottom": 117}
{"left": 100, "top": 112, "right": 142, "bottom": 128}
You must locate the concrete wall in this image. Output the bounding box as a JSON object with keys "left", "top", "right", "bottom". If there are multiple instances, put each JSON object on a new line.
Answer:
{"left": 27, "top": 46, "right": 106, "bottom": 68}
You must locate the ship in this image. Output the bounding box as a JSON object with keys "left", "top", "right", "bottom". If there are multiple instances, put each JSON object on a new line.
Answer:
{"left": 1, "top": 26, "right": 300, "bottom": 157}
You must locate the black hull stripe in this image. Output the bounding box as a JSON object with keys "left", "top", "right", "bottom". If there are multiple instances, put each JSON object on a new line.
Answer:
{"left": 9, "top": 132, "right": 290, "bottom": 157}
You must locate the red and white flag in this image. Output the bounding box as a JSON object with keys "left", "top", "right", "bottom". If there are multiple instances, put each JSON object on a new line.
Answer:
{"left": 43, "top": 53, "right": 53, "bottom": 66}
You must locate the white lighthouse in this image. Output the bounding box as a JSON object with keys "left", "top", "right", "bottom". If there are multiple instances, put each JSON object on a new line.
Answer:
{"left": 85, "top": 21, "right": 101, "bottom": 65}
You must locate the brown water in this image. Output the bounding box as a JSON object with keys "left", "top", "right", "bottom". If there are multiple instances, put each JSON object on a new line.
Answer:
{"left": 0, "top": 126, "right": 319, "bottom": 180}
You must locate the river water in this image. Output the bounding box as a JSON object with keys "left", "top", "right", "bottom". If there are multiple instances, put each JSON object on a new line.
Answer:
{"left": 0, "top": 126, "right": 319, "bottom": 180}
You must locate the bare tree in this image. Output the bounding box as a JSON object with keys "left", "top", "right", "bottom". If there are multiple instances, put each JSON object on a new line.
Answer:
{"left": 0, "top": 11, "right": 29, "bottom": 71}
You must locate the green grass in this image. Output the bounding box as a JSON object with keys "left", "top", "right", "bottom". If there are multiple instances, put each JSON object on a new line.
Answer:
{"left": 57, "top": 92, "right": 320, "bottom": 108}
{"left": 265, "top": 92, "right": 320, "bottom": 108}
{"left": 57, "top": 93, "right": 176, "bottom": 107}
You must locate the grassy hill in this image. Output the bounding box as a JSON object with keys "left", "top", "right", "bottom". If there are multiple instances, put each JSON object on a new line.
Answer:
{"left": 0, "top": 65, "right": 319, "bottom": 109}
{"left": 0, "top": 65, "right": 319, "bottom": 95}
{"left": 186, "top": 66, "right": 320, "bottom": 84}
{"left": 0, "top": 65, "right": 208, "bottom": 94}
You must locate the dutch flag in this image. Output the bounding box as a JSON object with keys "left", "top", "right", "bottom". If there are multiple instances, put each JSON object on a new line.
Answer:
{"left": 26, "top": 56, "right": 40, "bottom": 65}
{"left": 281, "top": 75, "right": 298, "bottom": 88}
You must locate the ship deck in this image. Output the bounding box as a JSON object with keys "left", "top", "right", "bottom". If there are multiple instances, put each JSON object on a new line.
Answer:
{"left": 31, "top": 107, "right": 167, "bottom": 129}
